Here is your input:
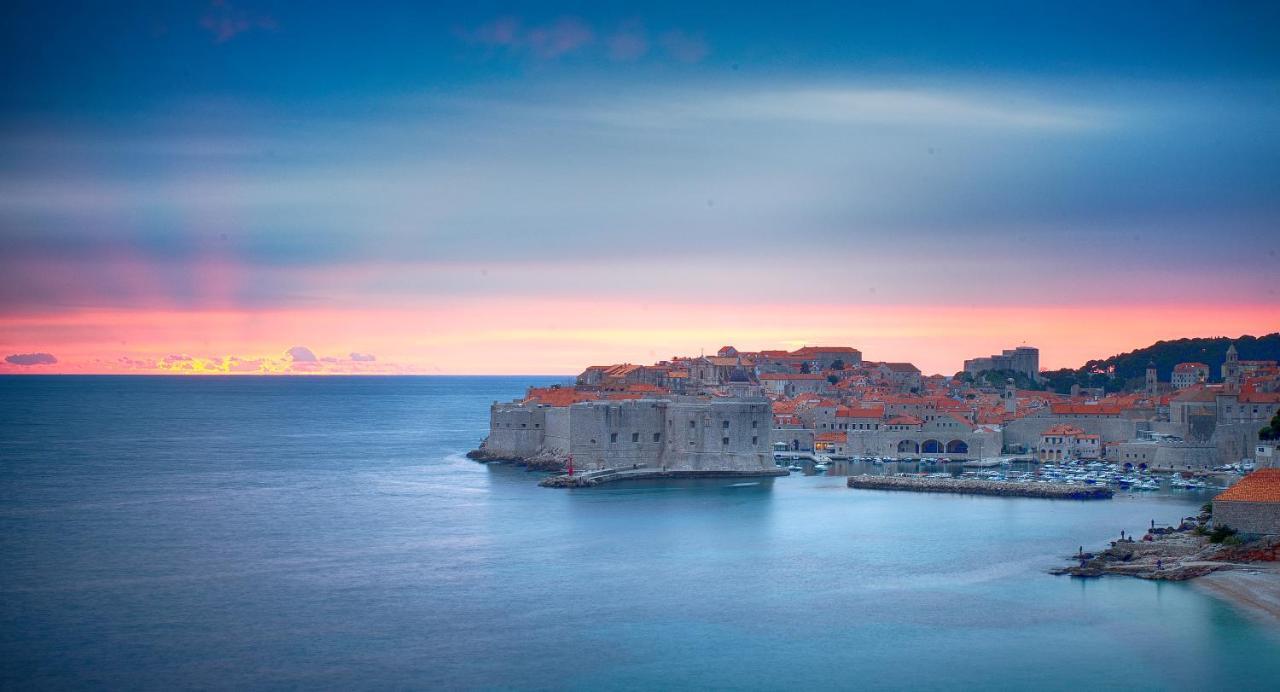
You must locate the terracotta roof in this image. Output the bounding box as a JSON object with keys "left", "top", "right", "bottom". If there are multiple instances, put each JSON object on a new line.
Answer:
{"left": 759, "top": 373, "right": 826, "bottom": 381}
{"left": 1044, "top": 424, "right": 1087, "bottom": 436}
{"left": 1171, "top": 386, "right": 1220, "bottom": 403}
{"left": 523, "top": 387, "right": 600, "bottom": 407}
{"left": 1049, "top": 402, "right": 1124, "bottom": 416}
{"left": 1215, "top": 470, "right": 1280, "bottom": 503}
{"left": 885, "top": 415, "right": 923, "bottom": 426}
{"left": 816, "top": 432, "right": 846, "bottom": 442}
{"left": 881, "top": 362, "right": 921, "bottom": 373}
{"left": 1240, "top": 392, "right": 1280, "bottom": 404}
{"left": 1174, "top": 362, "right": 1209, "bottom": 372}
{"left": 837, "top": 406, "right": 884, "bottom": 419}
{"left": 791, "top": 346, "right": 860, "bottom": 355}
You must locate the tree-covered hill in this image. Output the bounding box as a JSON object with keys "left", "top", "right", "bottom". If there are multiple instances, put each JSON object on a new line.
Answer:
{"left": 1037, "top": 333, "right": 1280, "bottom": 394}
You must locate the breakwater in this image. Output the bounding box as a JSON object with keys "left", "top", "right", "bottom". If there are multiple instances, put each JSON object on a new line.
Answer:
{"left": 541, "top": 468, "right": 788, "bottom": 488}
{"left": 847, "top": 474, "right": 1113, "bottom": 500}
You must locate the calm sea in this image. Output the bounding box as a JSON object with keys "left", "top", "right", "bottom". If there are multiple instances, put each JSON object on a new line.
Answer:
{"left": 2, "top": 375, "right": 1278, "bottom": 690}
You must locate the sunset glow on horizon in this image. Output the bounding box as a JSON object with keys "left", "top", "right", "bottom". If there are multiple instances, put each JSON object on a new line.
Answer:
{"left": 2, "top": 2, "right": 1278, "bottom": 375}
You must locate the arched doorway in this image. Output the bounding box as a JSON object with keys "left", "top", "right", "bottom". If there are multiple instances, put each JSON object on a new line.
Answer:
{"left": 897, "top": 440, "right": 919, "bottom": 454}
{"left": 792, "top": 439, "right": 800, "bottom": 451}
{"left": 946, "top": 440, "right": 969, "bottom": 455}
{"left": 921, "top": 439, "right": 942, "bottom": 454}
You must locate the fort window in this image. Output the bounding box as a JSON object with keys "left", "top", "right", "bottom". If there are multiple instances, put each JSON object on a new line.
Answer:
{"left": 752, "top": 420, "right": 758, "bottom": 428}
{"left": 689, "top": 420, "right": 696, "bottom": 429}
{"left": 610, "top": 433, "right": 617, "bottom": 444}
{"left": 722, "top": 420, "right": 730, "bottom": 429}
{"left": 631, "top": 432, "right": 639, "bottom": 443}
{"left": 752, "top": 436, "right": 758, "bottom": 445}
{"left": 653, "top": 432, "right": 661, "bottom": 443}
{"left": 722, "top": 437, "right": 730, "bottom": 446}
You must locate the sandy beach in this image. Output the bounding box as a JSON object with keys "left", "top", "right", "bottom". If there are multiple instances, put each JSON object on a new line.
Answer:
{"left": 1197, "top": 564, "right": 1280, "bottom": 624}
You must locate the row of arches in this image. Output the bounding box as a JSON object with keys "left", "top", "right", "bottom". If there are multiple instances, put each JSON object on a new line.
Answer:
{"left": 896, "top": 439, "right": 969, "bottom": 454}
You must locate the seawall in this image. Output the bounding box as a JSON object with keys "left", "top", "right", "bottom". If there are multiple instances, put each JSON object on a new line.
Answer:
{"left": 541, "top": 468, "right": 789, "bottom": 488}
{"left": 847, "top": 474, "right": 1113, "bottom": 500}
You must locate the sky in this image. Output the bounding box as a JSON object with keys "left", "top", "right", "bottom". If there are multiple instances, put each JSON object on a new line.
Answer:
{"left": 1, "top": 1, "right": 1278, "bottom": 375}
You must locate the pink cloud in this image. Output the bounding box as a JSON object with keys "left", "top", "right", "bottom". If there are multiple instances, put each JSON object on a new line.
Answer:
{"left": 607, "top": 22, "right": 649, "bottom": 61}
{"left": 659, "top": 30, "right": 709, "bottom": 63}
{"left": 462, "top": 16, "right": 594, "bottom": 59}
{"left": 200, "top": 0, "right": 277, "bottom": 44}
{"left": 286, "top": 345, "right": 317, "bottom": 362}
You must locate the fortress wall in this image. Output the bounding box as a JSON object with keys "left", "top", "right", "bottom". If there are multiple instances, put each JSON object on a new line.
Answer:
{"left": 566, "top": 399, "right": 670, "bottom": 471}
{"left": 485, "top": 403, "right": 546, "bottom": 459}
{"left": 1153, "top": 444, "right": 1217, "bottom": 469}
{"left": 542, "top": 406, "right": 571, "bottom": 456}
{"left": 662, "top": 400, "right": 773, "bottom": 472}
{"left": 484, "top": 397, "right": 778, "bottom": 474}
{"left": 844, "top": 429, "right": 1000, "bottom": 459}
{"left": 1212, "top": 422, "right": 1264, "bottom": 464}
{"left": 1002, "top": 415, "right": 1141, "bottom": 449}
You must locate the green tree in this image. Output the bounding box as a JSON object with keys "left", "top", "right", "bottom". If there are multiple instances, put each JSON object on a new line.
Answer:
{"left": 1261, "top": 412, "right": 1280, "bottom": 441}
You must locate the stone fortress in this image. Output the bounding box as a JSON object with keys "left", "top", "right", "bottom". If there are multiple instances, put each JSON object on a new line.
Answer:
{"left": 480, "top": 395, "right": 777, "bottom": 475}
{"left": 472, "top": 340, "right": 1280, "bottom": 479}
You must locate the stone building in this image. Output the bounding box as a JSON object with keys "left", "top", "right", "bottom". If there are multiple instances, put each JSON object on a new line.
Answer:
{"left": 1171, "top": 362, "right": 1209, "bottom": 390}
{"left": 842, "top": 414, "right": 1000, "bottom": 460}
{"left": 482, "top": 396, "right": 777, "bottom": 474}
{"left": 963, "top": 346, "right": 1040, "bottom": 380}
{"left": 1213, "top": 469, "right": 1280, "bottom": 535}
{"left": 1037, "top": 424, "right": 1100, "bottom": 462}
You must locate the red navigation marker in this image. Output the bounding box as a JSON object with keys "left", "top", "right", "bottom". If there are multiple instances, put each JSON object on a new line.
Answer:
{"left": 567, "top": 454, "right": 574, "bottom": 477}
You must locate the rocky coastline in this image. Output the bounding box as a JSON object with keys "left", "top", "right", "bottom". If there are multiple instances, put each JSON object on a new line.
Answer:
{"left": 847, "top": 474, "right": 1113, "bottom": 500}
{"left": 466, "top": 447, "right": 567, "bottom": 472}
{"left": 1051, "top": 507, "right": 1280, "bottom": 582}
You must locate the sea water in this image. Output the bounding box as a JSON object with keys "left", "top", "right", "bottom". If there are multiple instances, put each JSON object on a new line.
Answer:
{"left": 2, "top": 376, "right": 1278, "bottom": 690}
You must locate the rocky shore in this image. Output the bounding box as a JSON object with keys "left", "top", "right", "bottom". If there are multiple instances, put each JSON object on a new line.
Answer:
{"left": 466, "top": 447, "right": 567, "bottom": 472}
{"left": 847, "top": 474, "right": 1113, "bottom": 500}
{"left": 1051, "top": 508, "right": 1280, "bottom": 582}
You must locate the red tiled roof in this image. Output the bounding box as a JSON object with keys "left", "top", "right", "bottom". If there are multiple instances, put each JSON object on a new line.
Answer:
{"left": 1215, "top": 470, "right": 1280, "bottom": 503}
{"left": 837, "top": 406, "right": 884, "bottom": 418}
{"left": 1049, "top": 403, "right": 1124, "bottom": 416}
{"left": 881, "top": 362, "right": 921, "bottom": 373}
{"left": 791, "top": 346, "right": 860, "bottom": 355}
{"left": 523, "top": 387, "right": 600, "bottom": 407}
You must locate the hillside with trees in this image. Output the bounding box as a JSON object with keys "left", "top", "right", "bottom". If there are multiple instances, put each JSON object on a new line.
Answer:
{"left": 1035, "top": 333, "right": 1280, "bottom": 394}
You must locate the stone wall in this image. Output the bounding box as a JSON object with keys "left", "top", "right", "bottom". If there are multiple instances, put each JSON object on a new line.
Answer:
{"left": 771, "top": 427, "right": 815, "bottom": 452}
{"left": 482, "top": 396, "right": 775, "bottom": 474}
{"left": 1214, "top": 500, "right": 1280, "bottom": 535}
{"left": 1003, "top": 415, "right": 1142, "bottom": 450}
{"left": 484, "top": 403, "right": 547, "bottom": 459}
{"left": 842, "top": 427, "right": 999, "bottom": 459}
